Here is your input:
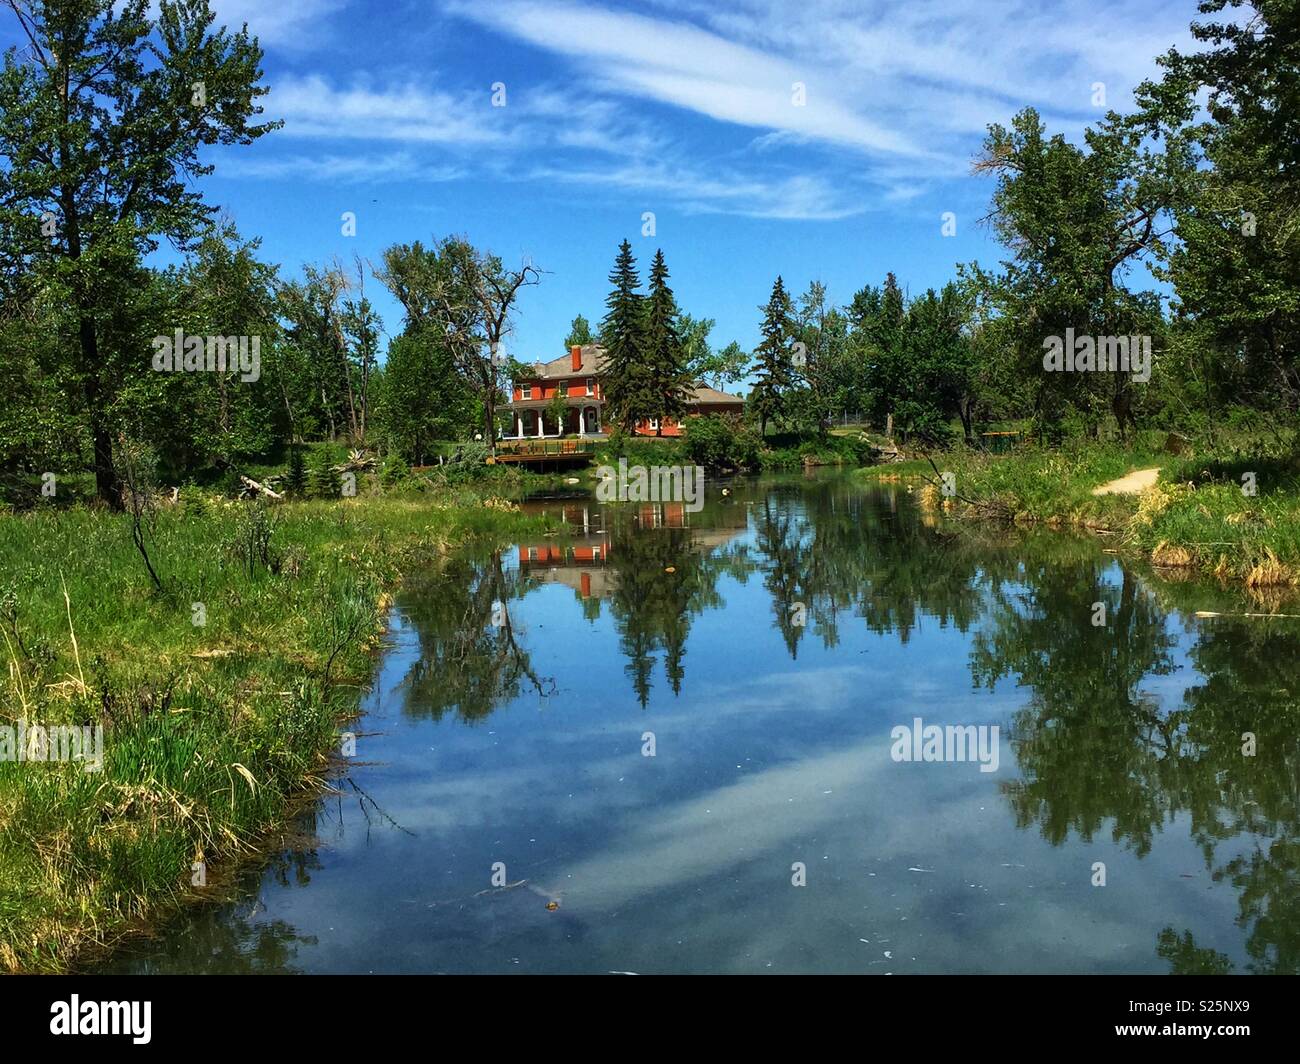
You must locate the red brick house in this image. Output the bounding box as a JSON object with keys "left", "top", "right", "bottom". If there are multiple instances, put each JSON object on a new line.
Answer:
{"left": 505, "top": 344, "right": 744, "bottom": 439}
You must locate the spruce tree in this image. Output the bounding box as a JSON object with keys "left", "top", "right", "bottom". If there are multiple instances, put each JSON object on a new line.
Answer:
{"left": 643, "top": 250, "right": 691, "bottom": 436}
{"left": 285, "top": 444, "right": 307, "bottom": 496}
{"left": 599, "top": 240, "right": 648, "bottom": 432}
{"left": 751, "top": 276, "right": 795, "bottom": 437}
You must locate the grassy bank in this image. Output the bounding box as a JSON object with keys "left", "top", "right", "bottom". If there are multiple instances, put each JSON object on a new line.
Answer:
{"left": 0, "top": 488, "right": 544, "bottom": 972}
{"left": 589, "top": 419, "right": 879, "bottom": 474}
{"left": 862, "top": 431, "right": 1300, "bottom": 594}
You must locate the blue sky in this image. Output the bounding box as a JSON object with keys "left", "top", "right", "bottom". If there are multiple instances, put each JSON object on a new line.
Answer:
{"left": 18, "top": 0, "right": 1205, "bottom": 360}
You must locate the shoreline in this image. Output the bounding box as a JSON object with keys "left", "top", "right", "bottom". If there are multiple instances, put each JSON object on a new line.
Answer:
{"left": 0, "top": 492, "right": 545, "bottom": 973}
{"left": 860, "top": 441, "right": 1300, "bottom": 601}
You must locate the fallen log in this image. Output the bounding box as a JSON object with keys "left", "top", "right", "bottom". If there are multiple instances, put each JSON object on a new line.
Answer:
{"left": 239, "top": 474, "right": 283, "bottom": 500}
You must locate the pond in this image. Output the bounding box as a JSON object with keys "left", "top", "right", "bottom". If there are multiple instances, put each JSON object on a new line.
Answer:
{"left": 99, "top": 473, "right": 1300, "bottom": 974}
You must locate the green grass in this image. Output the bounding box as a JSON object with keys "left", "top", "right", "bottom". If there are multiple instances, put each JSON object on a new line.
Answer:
{"left": 0, "top": 488, "right": 544, "bottom": 972}
{"left": 874, "top": 430, "right": 1300, "bottom": 592}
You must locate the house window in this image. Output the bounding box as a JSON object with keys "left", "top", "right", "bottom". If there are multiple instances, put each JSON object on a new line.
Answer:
{"left": 521, "top": 384, "right": 532, "bottom": 400}
{"left": 586, "top": 377, "right": 595, "bottom": 396}
{"left": 558, "top": 380, "right": 568, "bottom": 397}
{"left": 648, "top": 418, "right": 660, "bottom": 430}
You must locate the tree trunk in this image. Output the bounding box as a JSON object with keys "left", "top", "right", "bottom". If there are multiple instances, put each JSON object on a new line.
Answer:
{"left": 81, "top": 319, "right": 121, "bottom": 509}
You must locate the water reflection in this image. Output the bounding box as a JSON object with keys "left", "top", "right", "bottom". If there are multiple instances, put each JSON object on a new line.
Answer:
{"left": 99, "top": 474, "right": 1300, "bottom": 974}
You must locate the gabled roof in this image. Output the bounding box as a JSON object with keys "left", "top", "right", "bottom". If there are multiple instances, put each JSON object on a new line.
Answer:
{"left": 523, "top": 344, "right": 605, "bottom": 378}
{"left": 520, "top": 344, "right": 744, "bottom": 404}
{"left": 688, "top": 384, "right": 744, "bottom": 405}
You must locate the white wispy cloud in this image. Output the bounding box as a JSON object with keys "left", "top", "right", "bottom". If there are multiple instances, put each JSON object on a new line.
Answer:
{"left": 218, "top": 150, "right": 465, "bottom": 184}
{"left": 222, "top": 0, "right": 1200, "bottom": 219}
{"left": 209, "top": 0, "right": 348, "bottom": 49}
{"left": 446, "top": 0, "right": 929, "bottom": 158}
{"left": 266, "top": 75, "right": 502, "bottom": 145}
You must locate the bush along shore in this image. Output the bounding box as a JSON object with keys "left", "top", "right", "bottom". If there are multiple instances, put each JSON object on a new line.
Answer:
{"left": 861, "top": 430, "right": 1300, "bottom": 599}
{"left": 0, "top": 485, "right": 545, "bottom": 973}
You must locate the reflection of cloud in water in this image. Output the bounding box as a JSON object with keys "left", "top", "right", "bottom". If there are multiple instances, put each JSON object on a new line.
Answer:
{"left": 556, "top": 733, "right": 934, "bottom": 910}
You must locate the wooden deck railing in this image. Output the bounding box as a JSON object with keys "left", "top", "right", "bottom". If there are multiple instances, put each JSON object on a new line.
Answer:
{"left": 496, "top": 438, "right": 598, "bottom": 456}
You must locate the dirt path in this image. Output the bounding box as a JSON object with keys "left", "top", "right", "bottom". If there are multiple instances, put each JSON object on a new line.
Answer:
{"left": 1091, "top": 467, "right": 1161, "bottom": 496}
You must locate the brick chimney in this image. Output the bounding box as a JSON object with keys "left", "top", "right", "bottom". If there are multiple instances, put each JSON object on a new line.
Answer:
{"left": 571, "top": 344, "right": 582, "bottom": 371}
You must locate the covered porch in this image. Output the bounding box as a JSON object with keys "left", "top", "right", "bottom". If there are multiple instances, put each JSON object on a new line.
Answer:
{"left": 504, "top": 399, "right": 604, "bottom": 439}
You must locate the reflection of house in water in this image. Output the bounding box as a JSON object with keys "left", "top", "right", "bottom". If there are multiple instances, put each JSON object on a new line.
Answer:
{"left": 517, "top": 500, "right": 614, "bottom": 599}
{"left": 517, "top": 536, "right": 615, "bottom": 599}
{"left": 516, "top": 496, "right": 751, "bottom": 601}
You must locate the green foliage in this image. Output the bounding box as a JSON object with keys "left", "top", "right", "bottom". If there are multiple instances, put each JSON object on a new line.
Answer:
{"left": 305, "top": 449, "right": 340, "bottom": 500}
{"left": 375, "top": 236, "right": 538, "bottom": 450}
{"left": 380, "top": 453, "right": 411, "bottom": 487}
{"left": 0, "top": 0, "right": 280, "bottom": 506}
{"left": 964, "top": 104, "right": 1184, "bottom": 437}
{"left": 564, "top": 314, "right": 594, "bottom": 349}
{"left": 599, "top": 239, "right": 650, "bottom": 432}
{"left": 374, "top": 328, "right": 478, "bottom": 462}
{"left": 682, "top": 415, "right": 761, "bottom": 470}
{"left": 596, "top": 430, "right": 688, "bottom": 467}
{"left": 1133, "top": 0, "right": 1300, "bottom": 419}
{"left": 750, "top": 276, "right": 795, "bottom": 436}
{"left": 284, "top": 445, "right": 307, "bottom": 496}
{"left": 642, "top": 250, "right": 692, "bottom": 434}
{"left": 176, "top": 483, "right": 212, "bottom": 519}
{"left": 0, "top": 491, "right": 541, "bottom": 972}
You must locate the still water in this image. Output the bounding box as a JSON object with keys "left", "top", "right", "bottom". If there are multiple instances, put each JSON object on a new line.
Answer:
{"left": 102, "top": 474, "right": 1300, "bottom": 973}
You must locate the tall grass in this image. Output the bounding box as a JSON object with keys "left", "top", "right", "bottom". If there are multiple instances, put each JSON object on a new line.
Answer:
{"left": 0, "top": 491, "right": 542, "bottom": 972}
{"left": 875, "top": 429, "right": 1300, "bottom": 592}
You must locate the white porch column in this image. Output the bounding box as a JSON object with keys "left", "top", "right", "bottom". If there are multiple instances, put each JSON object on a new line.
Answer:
{"left": 516, "top": 415, "right": 523, "bottom": 438}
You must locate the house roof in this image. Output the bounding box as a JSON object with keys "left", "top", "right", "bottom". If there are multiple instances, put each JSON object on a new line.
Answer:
{"left": 524, "top": 344, "right": 605, "bottom": 378}
{"left": 520, "top": 344, "right": 744, "bottom": 405}
{"left": 687, "top": 384, "right": 744, "bottom": 405}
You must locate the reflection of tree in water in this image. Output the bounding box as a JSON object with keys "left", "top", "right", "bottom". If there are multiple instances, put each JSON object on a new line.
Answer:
{"left": 604, "top": 508, "right": 729, "bottom": 707}
{"left": 753, "top": 479, "right": 986, "bottom": 657}
{"left": 971, "top": 564, "right": 1180, "bottom": 855}
{"left": 104, "top": 838, "right": 323, "bottom": 974}
{"left": 399, "top": 478, "right": 1300, "bottom": 970}
{"left": 398, "top": 548, "right": 553, "bottom": 722}
{"left": 1169, "top": 620, "right": 1300, "bottom": 974}
{"left": 970, "top": 556, "right": 1300, "bottom": 973}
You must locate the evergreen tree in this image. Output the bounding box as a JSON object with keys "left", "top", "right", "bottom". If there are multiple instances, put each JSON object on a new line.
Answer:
{"left": 564, "top": 314, "right": 594, "bottom": 349}
{"left": 306, "top": 448, "right": 339, "bottom": 499}
{"left": 284, "top": 444, "right": 307, "bottom": 496}
{"left": 643, "top": 250, "right": 691, "bottom": 435}
{"left": 599, "top": 240, "right": 649, "bottom": 431}
{"left": 750, "top": 276, "right": 795, "bottom": 437}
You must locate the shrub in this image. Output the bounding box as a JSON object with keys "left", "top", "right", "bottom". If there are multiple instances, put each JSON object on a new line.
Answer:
{"left": 177, "top": 483, "right": 211, "bottom": 519}
{"left": 380, "top": 453, "right": 411, "bottom": 488}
